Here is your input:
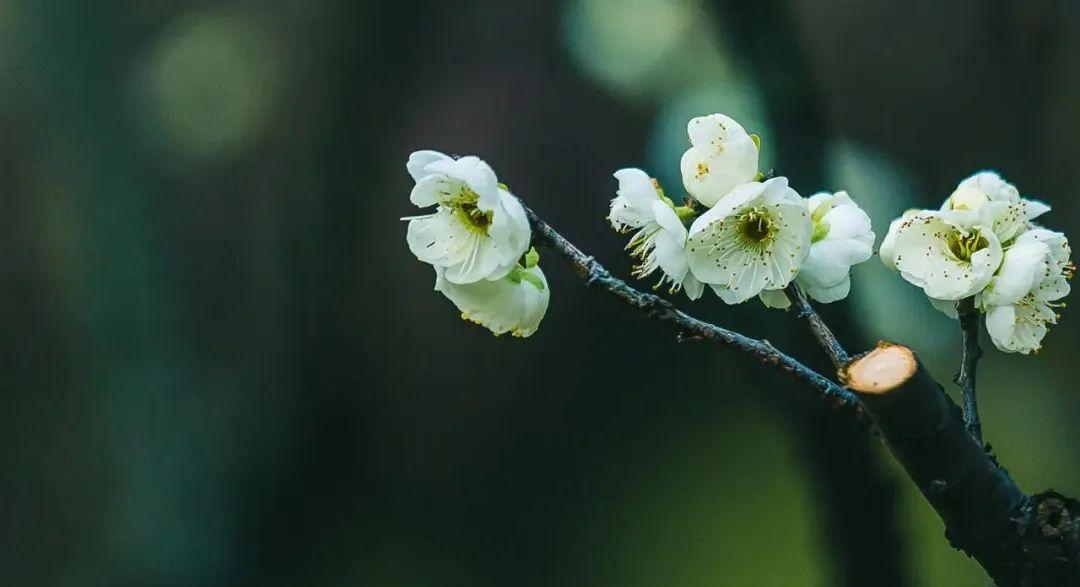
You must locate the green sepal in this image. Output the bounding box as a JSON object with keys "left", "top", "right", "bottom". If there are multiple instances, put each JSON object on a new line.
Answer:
{"left": 750, "top": 133, "right": 761, "bottom": 151}
{"left": 517, "top": 269, "right": 546, "bottom": 290}
{"left": 523, "top": 247, "right": 540, "bottom": 268}
{"left": 674, "top": 205, "right": 698, "bottom": 224}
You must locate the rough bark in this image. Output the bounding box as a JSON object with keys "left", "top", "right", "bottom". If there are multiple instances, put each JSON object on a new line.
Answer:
{"left": 843, "top": 343, "right": 1080, "bottom": 586}
{"left": 956, "top": 297, "right": 984, "bottom": 441}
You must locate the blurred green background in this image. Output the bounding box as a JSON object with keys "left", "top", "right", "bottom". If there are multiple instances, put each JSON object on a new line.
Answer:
{"left": 2, "top": 1, "right": 1079, "bottom": 585}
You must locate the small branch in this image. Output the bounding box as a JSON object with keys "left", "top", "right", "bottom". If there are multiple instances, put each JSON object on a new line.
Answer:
{"left": 842, "top": 343, "right": 1080, "bottom": 586}
{"left": 955, "top": 297, "right": 983, "bottom": 442}
{"left": 784, "top": 282, "right": 849, "bottom": 369}
{"left": 524, "top": 205, "right": 857, "bottom": 409}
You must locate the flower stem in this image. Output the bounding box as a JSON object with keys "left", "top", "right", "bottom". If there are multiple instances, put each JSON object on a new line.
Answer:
{"left": 956, "top": 296, "right": 983, "bottom": 442}
{"left": 784, "top": 282, "right": 849, "bottom": 369}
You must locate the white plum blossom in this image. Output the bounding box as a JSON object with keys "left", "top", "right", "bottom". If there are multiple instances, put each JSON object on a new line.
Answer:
{"left": 433, "top": 250, "right": 550, "bottom": 338}
{"left": 758, "top": 191, "right": 875, "bottom": 308}
{"left": 884, "top": 211, "right": 1003, "bottom": 301}
{"left": 680, "top": 114, "right": 760, "bottom": 208}
{"left": 881, "top": 169, "right": 1072, "bottom": 354}
{"left": 797, "top": 191, "right": 875, "bottom": 303}
{"left": 609, "top": 168, "right": 703, "bottom": 299}
{"left": 405, "top": 150, "right": 531, "bottom": 284}
{"left": 686, "top": 177, "right": 811, "bottom": 304}
{"left": 983, "top": 229, "right": 1073, "bottom": 354}
{"left": 941, "top": 171, "right": 1050, "bottom": 243}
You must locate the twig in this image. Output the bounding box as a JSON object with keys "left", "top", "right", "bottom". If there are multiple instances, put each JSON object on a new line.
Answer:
{"left": 784, "top": 282, "right": 849, "bottom": 369}
{"left": 955, "top": 297, "right": 983, "bottom": 442}
{"left": 524, "top": 205, "right": 857, "bottom": 409}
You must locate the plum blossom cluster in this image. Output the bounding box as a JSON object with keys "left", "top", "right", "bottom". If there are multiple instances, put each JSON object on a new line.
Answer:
{"left": 404, "top": 150, "right": 548, "bottom": 337}
{"left": 880, "top": 172, "right": 1073, "bottom": 354}
{"left": 403, "top": 114, "right": 1071, "bottom": 355}
{"left": 608, "top": 113, "right": 875, "bottom": 308}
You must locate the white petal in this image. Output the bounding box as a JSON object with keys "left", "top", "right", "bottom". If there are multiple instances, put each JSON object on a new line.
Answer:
{"left": 800, "top": 240, "right": 867, "bottom": 289}
{"left": 929, "top": 297, "right": 959, "bottom": 319}
{"left": 985, "top": 305, "right": 1020, "bottom": 352}
{"left": 437, "top": 266, "right": 550, "bottom": 337}
{"left": 651, "top": 201, "right": 686, "bottom": 240}
{"left": 708, "top": 283, "right": 745, "bottom": 304}
{"left": 409, "top": 173, "right": 454, "bottom": 208}
{"left": 983, "top": 241, "right": 1049, "bottom": 306}
{"left": 800, "top": 277, "right": 850, "bottom": 304}
{"left": 959, "top": 171, "right": 1019, "bottom": 204}
{"left": 821, "top": 201, "right": 872, "bottom": 241}
{"left": 1024, "top": 198, "right": 1051, "bottom": 220}
{"left": 759, "top": 288, "right": 791, "bottom": 309}
{"left": 485, "top": 188, "right": 531, "bottom": 271}
{"left": 683, "top": 274, "right": 705, "bottom": 300}
{"left": 680, "top": 148, "right": 757, "bottom": 208}
{"left": 806, "top": 192, "right": 832, "bottom": 211}
{"left": 879, "top": 210, "right": 924, "bottom": 270}
{"left": 687, "top": 113, "right": 749, "bottom": 147}
{"left": 614, "top": 168, "right": 660, "bottom": 210}
{"left": 608, "top": 177, "right": 656, "bottom": 230}
{"left": 406, "top": 150, "right": 452, "bottom": 182}
{"left": 1017, "top": 228, "right": 1072, "bottom": 301}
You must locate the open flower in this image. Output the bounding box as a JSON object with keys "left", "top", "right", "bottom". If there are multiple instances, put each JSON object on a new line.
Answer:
{"left": 679, "top": 114, "right": 759, "bottom": 208}
{"left": 797, "top": 191, "right": 875, "bottom": 303}
{"left": 609, "top": 168, "right": 703, "bottom": 299}
{"left": 434, "top": 249, "right": 550, "bottom": 338}
{"left": 405, "top": 150, "right": 531, "bottom": 284}
{"left": 686, "top": 177, "right": 811, "bottom": 304}
{"left": 885, "top": 211, "right": 1003, "bottom": 300}
{"left": 941, "top": 171, "right": 1050, "bottom": 243}
{"left": 984, "top": 228, "right": 1073, "bottom": 354}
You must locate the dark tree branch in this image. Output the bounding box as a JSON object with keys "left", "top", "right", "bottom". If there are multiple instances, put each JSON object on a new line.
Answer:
{"left": 523, "top": 205, "right": 857, "bottom": 410}
{"left": 955, "top": 297, "right": 984, "bottom": 442}
{"left": 784, "top": 282, "right": 850, "bottom": 369}
{"left": 843, "top": 344, "right": 1080, "bottom": 586}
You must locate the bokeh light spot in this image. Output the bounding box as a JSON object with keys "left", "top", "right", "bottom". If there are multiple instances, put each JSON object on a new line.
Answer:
{"left": 132, "top": 9, "right": 283, "bottom": 161}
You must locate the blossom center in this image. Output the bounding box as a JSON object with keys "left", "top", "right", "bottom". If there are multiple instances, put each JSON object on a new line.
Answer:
{"left": 455, "top": 201, "right": 494, "bottom": 234}
{"left": 736, "top": 208, "right": 776, "bottom": 248}
{"left": 946, "top": 230, "right": 989, "bottom": 263}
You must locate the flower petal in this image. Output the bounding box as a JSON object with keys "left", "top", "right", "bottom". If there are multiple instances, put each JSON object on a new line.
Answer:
{"left": 436, "top": 265, "right": 550, "bottom": 337}
{"left": 406, "top": 150, "right": 452, "bottom": 182}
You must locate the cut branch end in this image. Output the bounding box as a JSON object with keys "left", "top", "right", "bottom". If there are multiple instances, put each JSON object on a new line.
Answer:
{"left": 842, "top": 343, "right": 918, "bottom": 395}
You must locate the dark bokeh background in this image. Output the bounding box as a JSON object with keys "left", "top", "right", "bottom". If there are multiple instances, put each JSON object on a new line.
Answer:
{"left": 2, "top": 1, "right": 1079, "bottom": 585}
